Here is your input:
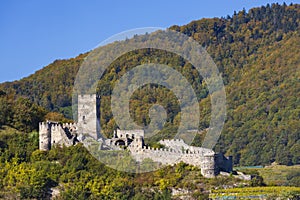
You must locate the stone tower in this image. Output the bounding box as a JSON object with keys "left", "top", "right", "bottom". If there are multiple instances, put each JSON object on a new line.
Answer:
{"left": 39, "top": 122, "right": 51, "bottom": 151}
{"left": 77, "top": 94, "right": 100, "bottom": 140}
{"left": 201, "top": 154, "right": 216, "bottom": 178}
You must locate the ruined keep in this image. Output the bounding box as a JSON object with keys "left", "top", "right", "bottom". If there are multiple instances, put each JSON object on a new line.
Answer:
{"left": 77, "top": 94, "right": 101, "bottom": 140}
{"left": 39, "top": 94, "right": 232, "bottom": 178}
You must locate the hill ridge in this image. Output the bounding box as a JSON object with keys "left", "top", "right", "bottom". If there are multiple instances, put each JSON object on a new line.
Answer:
{"left": 0, "top": 3, "right": 299, "bottom": 166}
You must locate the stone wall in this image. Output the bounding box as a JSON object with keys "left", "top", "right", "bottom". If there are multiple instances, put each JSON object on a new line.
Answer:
{"left": 116, "top": 129, "right": 144, "bottom": 138}
{"left": 128, "top": 145, "right": 216, "bottom": 178}
{"left": 127, "top": 138, "right": 231, "bottom": 178}
{"left": 39, "top": 121, "right": 78, "bottom": 150}
{"left": 159, "top": 139, "right": 214, "bottom": 155}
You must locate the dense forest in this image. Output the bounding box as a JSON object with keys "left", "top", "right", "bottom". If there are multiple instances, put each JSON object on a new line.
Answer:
{"left": 0, "top": 3, "right": 299, "bottom": 198}
{"left": 0, "top": 3, "right": 299, "bottom": 166}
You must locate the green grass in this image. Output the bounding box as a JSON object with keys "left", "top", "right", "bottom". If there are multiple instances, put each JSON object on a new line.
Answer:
{"left": 258, "top": 165, "right": 300, "bottom": 186}
{"left": 236, "top": 164, "right": 300, "bottom": 186}
{"left": 210, "top": 186, "right": 300, "bottom": 199}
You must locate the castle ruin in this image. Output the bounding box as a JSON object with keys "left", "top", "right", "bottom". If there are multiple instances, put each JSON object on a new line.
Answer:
{"left": 39, "top": 94, "right": 232, "bottom": 178}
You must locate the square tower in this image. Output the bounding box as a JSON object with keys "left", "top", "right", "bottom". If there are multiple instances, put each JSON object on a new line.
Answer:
{"left": 77, "top": 94, "right": 100, "bottom": 139}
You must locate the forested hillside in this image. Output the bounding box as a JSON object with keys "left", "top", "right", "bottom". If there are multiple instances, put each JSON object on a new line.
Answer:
{"left": 0, "top": 3, "right": 299, "bottom": 167}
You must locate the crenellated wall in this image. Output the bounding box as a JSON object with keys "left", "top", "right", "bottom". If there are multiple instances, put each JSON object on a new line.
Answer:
{"left": 159, "top": 139, "right": 215, "bottom": 155}
{"left": 127, "top": 144, "right": 216, "bottom": 178}
{"left": 116, "top": 129, "right": 144, "bottom": 139}
{"left": 39, "top": 121, "right": 78, "bottom": 150}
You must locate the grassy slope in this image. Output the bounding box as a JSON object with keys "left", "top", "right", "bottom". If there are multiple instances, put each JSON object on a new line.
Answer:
{"left": 210, "top": 186, "right": 300, "bottom": 199}
{"left": 238, "top": 164, "right": 300, "bottom": 186}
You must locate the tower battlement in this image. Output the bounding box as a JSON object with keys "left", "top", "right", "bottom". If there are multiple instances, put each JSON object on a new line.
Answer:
{"left": 39, "top": 121, "right": 50, "bottom": 132}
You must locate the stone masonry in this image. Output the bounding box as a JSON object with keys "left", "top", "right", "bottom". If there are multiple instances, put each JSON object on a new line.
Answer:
{"left": 39, "top": 94, "right": 232, "bottom": 178}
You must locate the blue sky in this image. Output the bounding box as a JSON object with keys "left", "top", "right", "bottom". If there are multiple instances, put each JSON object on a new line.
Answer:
{"left": 0, "top": 0, "right": 298, "bottom": 83}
